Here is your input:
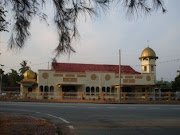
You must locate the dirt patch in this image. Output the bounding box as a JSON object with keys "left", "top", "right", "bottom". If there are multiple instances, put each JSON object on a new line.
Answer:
{"left": 0, "top": 114, "right": 56, "bottom": 135}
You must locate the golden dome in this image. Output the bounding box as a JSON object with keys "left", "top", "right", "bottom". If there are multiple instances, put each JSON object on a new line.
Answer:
{"left": 23, "top": 70, "right": 36, "bottom": 80}
{"left": 140, "top": 47, "right": 158, "bottom": 59}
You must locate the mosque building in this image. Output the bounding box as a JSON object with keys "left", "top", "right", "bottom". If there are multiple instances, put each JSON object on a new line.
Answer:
{"left": 19, "top": 47, "right": 158, "bottom": 100}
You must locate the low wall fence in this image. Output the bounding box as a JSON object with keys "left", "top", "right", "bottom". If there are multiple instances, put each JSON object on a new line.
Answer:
{"left": 0, "top": 91, "right": 180, "bottom": 103}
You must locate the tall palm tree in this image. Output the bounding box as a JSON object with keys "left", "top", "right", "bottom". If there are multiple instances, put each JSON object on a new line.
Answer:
{"left": 19, "top": 60, "right": 30, "bottom": 76}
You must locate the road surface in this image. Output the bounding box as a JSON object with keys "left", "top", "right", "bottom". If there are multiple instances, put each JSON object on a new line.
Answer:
{"left": 1, "top": 102, "right": 180, "bottom": 135}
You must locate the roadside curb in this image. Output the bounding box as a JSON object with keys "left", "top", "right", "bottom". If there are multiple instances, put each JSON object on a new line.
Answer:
{"left": 0, "top": 99, "right": 180, "bottom": 104}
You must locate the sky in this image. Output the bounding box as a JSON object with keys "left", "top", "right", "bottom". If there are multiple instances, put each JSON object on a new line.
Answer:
{"left": 0, "top": 0, "right": 180, "bottom": 82}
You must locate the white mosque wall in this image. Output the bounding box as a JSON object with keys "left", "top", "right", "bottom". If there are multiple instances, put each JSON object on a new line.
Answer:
{"left": 37, "top": 70, "right": 156, "bottom": 89}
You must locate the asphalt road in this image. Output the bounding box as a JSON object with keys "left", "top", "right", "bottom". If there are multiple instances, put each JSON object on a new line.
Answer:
{"left": 1, "top": 102, "right": 180, "bottom": 135}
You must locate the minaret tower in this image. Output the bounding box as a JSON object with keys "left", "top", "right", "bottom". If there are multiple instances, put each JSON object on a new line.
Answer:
{"left": 139, "top": 47, "right": 158, "bottom": 76}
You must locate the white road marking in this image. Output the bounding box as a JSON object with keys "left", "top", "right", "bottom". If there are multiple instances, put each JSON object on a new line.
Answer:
{"left": 45, "top": 113, "right": 69, "bottom": 123}
{"left": 0, "top": 108, "right": 70, "bottom": 124}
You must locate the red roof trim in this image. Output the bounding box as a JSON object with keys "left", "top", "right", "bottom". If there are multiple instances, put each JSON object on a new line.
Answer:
{"left": 52, "top": 63, "right": 141, "bottom": 74}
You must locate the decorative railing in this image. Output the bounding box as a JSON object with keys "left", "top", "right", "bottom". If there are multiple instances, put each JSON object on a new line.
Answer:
{"left": 0, "top": 91, "right": 180, "bottom": 102}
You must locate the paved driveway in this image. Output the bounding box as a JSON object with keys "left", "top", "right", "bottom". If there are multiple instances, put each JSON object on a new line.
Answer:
{"left": 1, "top": 102, "right": 180, "bottom": 135}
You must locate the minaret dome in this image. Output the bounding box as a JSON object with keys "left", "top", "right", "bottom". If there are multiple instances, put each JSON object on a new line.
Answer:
{"left": 139, "top": 47, "right": 158, "bottom": 59}
{"left": 23, "top": 70, "right": 36, "bottom": 80}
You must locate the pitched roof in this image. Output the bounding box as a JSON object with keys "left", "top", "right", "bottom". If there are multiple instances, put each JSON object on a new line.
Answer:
{"left": 52, "top": 63, "right": 140, "bottom": 74}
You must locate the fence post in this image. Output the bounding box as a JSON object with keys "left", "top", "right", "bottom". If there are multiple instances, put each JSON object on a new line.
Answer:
{"left": 7, "top": 91, "right": 11, "bottom": 99}
{"left": 167, "top": 92, "right": 172, "bottom": 102}
{"left": 100, "top": 92, "right": 105, "bottom": 101}
{"left": 60, "top": 92, "right": 64, "bottom": 100}
{"left": 145, "top": 92, "right": 149, "bottom": 101}
{"left": 25, "top": 92, "right": 28, "bottom": 99}
{"left": 159, "top": 90, "right": 161, "bottom": 100}
{"left": 123, "top": 92, "right": 127, "bottom": 100}
{"left": 80, "top": 92, "right": 84, "bottom": 101}
{"left": 42, "top": 92, "right": 45, "bottom": 99}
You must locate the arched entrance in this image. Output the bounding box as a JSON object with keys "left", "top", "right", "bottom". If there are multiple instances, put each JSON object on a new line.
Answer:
{"left": 62, "top": 85, "right": 77, "bottom": 92}
{"left": 44, "top": 86, "right": 49, "bottom": 99}
{"left": 62, "top": 85, "right": 77, "bottom": 99}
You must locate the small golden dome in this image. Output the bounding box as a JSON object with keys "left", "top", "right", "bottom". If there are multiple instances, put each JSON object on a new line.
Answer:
{"left": 23, "top": 70, "right": 36, "bottom": 80}
{"left": 140, "top": 47, "right": 158, "bottom": 59}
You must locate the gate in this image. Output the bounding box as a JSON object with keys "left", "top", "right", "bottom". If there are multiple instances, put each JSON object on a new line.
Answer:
{"left": 63, "top": 92, "right": 79, "bottom": 100}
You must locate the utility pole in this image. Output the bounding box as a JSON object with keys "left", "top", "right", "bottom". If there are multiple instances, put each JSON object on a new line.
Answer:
{"left": 119, "top": 49, "right": 122, "bottom": 103}
{"left": 0, "top": 75, "right": 1, "bottom": 93}
{"left": 0, "top": 37, "right": 5, "bottom": 93}
{"left": 99, "top": 73, "right": 101, "bottom": 90}
{"left": 0, "top": 64, "right": 4, "bottom": 94}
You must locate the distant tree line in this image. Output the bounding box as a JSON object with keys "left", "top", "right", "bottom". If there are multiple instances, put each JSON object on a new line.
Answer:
{"left": 2, "top": 60, "right": 31, "bottom": 87}
{"left": 172, "top": 70, "right": 180, "bottom": 91}
{"left": 156, "top": 70, "right": 180, "bottom": 92}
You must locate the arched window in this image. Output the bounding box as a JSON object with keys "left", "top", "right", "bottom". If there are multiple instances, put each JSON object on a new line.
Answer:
{"left": 151, "top": 65, "right": 154, "bottom": 71}
{"left": 28, "top": 87, "right": 32, "bottom": 92}
{"left": 142, "top": 87, "right": 146, "bottom": 92}
{"left": 107, "top": 87, "right": 110, "bottom": 93}
{"left": 115, "top": 87, "right": 118, "bottom": 93}
{"left": 86, "top": 86, "right": 90, "bottom": 95}
{"left": 96, "top": 87, "right": 99, "bottom": 93}
{"left": 91, "top": 87, "right": 95, "bottom": 95}
{"left": 44, "top": 86, "right": 49, "bottom": 92}
{"left": 39, "top": 85, "right": 43, "bottom": 92}
{"left": 102, "top": 87, "right": 106, "bottom": 92}
{"left": 111, "top": 87, "right": 115, "bottom": 93}
{"left": 50, "top": 86, "right": 54, "bottom": 95}
{"left": 144, "top": 66, "right": 147, "bottom": 71}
